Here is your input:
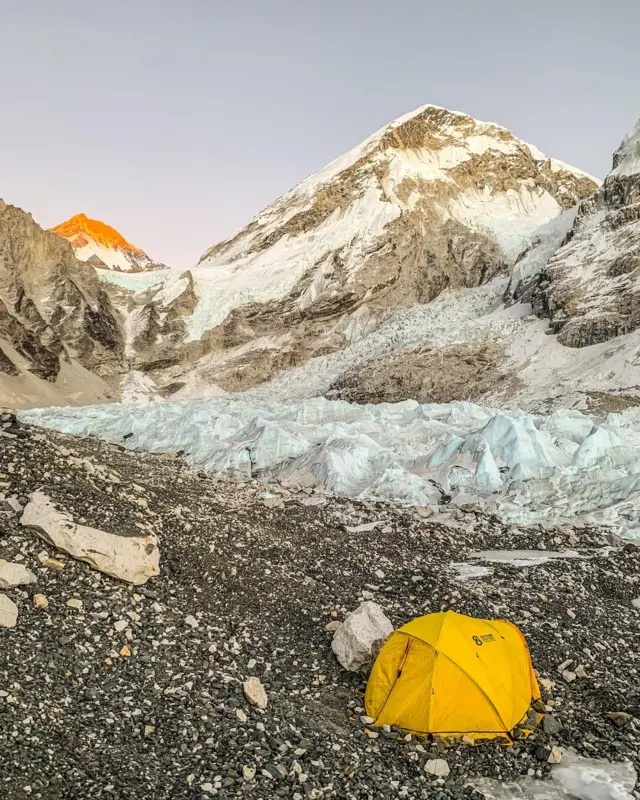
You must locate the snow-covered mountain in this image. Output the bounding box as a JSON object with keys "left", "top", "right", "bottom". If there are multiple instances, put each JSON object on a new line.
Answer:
{"left": 52, "top": 213, "right": 163, "bottom": 273}
{"left": 104, "top": 104, "right": 596, "bottom": 396}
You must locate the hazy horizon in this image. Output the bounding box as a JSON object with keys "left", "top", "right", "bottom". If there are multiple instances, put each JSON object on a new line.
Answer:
{"left": 2, "top": 1, "right": 638, "bottom": 268}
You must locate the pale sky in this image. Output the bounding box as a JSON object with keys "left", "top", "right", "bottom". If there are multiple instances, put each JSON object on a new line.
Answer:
{"left": 1, "top": 0, "right": 638, "bottom": 269}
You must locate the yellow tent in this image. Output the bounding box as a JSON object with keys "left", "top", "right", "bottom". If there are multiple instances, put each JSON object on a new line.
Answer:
{"left": 365, "top": 610, "right": 540, "bottom": 740}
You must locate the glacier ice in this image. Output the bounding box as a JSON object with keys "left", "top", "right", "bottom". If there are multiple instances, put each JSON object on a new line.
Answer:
{"left": 20, "top": 396, "right": 640, "bottom": 540}
{"left": 475, "top": 750, "right": 637, "bottom": 800}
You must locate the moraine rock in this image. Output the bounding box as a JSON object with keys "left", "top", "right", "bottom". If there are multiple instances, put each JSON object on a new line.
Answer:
{"left": 0, "top": 593, "right": 18, "bottom": 628}
{"left": 331, "top": 600, "right": 393, "bottom": 672}
{"left": 20, "top": 491, "right": 160, "bottom": 585}
{"left": 32, "top": 594, "right": 49, "bottom": 609}
{"left": 243, "top": 677, "right": 268, "bottom": 709}
{"left": 0, "top": 559, "right": 36, "bottom": 589}
{"left": 425, "top": 758, "right": 450, "bottom": 778}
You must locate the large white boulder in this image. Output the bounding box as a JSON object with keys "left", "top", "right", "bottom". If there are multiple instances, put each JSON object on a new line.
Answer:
{"left": 0, "top": 560, "right": 36, "bottom": 589}
{"left": 331, "top": 601, "right": 393, "bottom": 672}
{"left": 0, "top": 594, "right": 18, "bottom": 628}
{"left": 20, "top": 492, "right": 160, "bottom": 585}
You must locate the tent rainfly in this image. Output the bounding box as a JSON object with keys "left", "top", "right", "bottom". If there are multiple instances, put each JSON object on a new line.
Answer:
{"left": 365, "top": 610, "right": 541, "bottom": 740}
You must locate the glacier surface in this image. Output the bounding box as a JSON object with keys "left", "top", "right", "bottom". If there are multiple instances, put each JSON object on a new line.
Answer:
{"left": 20, "top": 397, "right": 640, "bottom": 540}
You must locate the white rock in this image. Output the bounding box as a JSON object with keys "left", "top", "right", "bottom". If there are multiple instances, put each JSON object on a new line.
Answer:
{"left": 114, "top": 620, "right": 129, "bottom": 633}
{"left": 548, "top": 746, "right": 564, "bottom": 764}
{"left": 184, "top": 615, "right": 199, "bottom": 629}
{"left": 4, "top": 497, "right": 22, "bottom": 513}
{"left": 242, "top": 765, "right": 256, "bottom": 781}
{"left": 66, "top": 598, "right": 83, "bottom": 611}
{"left": 538, "top": 677, "right": 555, "bottom": 693}
{"left": 331, "top": 601, "right": 393, "bottom": 672}
{"left": 574, "top": 664, "right": 587, "bottom": 678}
{"left": 425, "top": 758, "right": 450, "bottom": 778}
{"left": 20, "top": 492, "right": 160, "bottom": 585}
{"left": 631, "top": 597, "right": 640, "bottom": 610}
{"left": 243, "top": 677, "right": 268, "bottom": 709}
{"left": 235, "top": 708, "right": 247, "bottom": 723}
{"left": 0, "top": 559, "right": 36, "bottom": 589}
{"left": 562, "top": 669, "right": 577, "bottom": 683}
{"left": 0, "top": 593, "right": 18, "bottom": 628}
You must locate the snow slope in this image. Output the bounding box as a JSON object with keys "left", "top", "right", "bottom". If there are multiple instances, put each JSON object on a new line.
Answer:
{"left": 20, "top": 395, "right": 640, "bottom": 540}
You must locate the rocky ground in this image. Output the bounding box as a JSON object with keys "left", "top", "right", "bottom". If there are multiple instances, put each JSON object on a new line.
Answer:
{"left": 0, "top": 418, "right": 638, "bottom": 799}
{"left": 325, "top": 343, "right": 508, "bottom": 405}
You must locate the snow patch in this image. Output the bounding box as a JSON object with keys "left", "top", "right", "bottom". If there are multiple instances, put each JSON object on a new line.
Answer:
{"left": 448, "top": 186, "right": 562, "bottom": 261}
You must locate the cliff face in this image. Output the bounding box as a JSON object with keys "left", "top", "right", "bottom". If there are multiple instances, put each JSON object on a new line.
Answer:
{"left": 0, "top": 200, "right": 123, "bottom": 386}
{"left": 524, "top": 119, "right": 640, "bottom": 347}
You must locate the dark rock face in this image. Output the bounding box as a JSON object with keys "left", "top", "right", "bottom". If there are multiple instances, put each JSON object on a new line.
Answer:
{"left": 0, "top": 199, "right": 124, "bottom": 382}
{"left": 530, "top": 120, "right": 640, "bottom": 348}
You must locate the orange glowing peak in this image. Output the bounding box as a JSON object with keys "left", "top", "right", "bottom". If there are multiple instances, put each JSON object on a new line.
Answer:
{"left": 52, "top": 213, "right": 146, "bottom": 257}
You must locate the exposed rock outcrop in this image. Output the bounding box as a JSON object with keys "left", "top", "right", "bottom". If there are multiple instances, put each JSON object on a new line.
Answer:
{"left": 0, "top": 200, "right": 124, "bottom": 386}
{"left": 327, "top": 342, "right": 507, "bottom": 405}
{"left": 527, "top": 119, "right": 640, "bottom": 347}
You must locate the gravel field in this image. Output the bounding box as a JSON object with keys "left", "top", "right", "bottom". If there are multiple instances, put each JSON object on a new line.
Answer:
{"left": 0, "top": 419, "right": 638, "bottom": 799}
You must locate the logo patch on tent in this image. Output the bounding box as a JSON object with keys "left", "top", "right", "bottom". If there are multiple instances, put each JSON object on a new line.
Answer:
{"left": 472, "top": 634, "right": 496, "bottom": 646}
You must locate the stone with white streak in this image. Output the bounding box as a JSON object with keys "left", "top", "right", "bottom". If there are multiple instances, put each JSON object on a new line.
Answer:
{"left": 0, "top": 559, "right": 37, "bottom": 589}
{"left": 331, "top": 601, "right": 393, "bottom": 672}
{"left": 20, "top": 492, "right": 160, "bottom": 585}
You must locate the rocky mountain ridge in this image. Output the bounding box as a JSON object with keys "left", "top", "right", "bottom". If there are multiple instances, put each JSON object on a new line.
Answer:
{"left": 0, "top": 200, "right": 123, "bottom": 408}
{"left": 3, "top": 106, "right": 638, "bottom": 410}
{"left": 522, "top": 119, "right": 640, "bottom": 347}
